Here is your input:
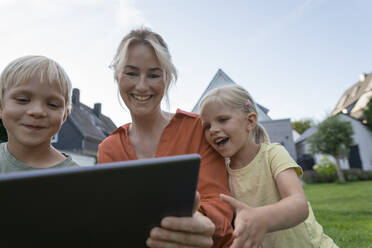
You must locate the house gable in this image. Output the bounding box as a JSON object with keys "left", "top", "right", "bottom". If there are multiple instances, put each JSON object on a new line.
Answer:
{"left": 191, "top": 69, "right": 272, "bottom": 122}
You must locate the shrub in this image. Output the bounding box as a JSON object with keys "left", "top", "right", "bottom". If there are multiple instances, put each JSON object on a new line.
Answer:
{"left": 303, "top": 168, "right": 372, "bottom": 184}
{"left": 313, "top": 156, "right": 337, "bottom": 177}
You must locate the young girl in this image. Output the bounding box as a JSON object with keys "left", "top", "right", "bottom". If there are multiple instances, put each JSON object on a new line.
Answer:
{"left": 200, "top": 85, "right": 338, "bottom": 248}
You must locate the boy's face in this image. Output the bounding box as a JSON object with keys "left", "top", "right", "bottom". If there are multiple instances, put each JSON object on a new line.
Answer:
{"left": 0, "top": 75, "right": 68, "bottom": 149}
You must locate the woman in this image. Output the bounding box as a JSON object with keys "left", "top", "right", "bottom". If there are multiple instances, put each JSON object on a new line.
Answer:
{"left": 98, "top": 28, "right": 233, "bottom": 248}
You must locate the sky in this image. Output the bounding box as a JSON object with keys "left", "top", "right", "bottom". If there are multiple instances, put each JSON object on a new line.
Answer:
{"left": 1, "top": 0, "right": 372, "bottom": 127}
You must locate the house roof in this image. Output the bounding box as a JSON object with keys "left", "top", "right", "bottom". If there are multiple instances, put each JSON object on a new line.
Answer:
{"left": 69, "top": 89, "right": 117, "bottom": 142}
{"left": 295, "top": 126, "right": 318, "bottom": 144}
{"left": 191, "top": 69, "right": 272, "bottom": 121}
{"left": 331, "top": 72, "right": 372, "bottom": 119}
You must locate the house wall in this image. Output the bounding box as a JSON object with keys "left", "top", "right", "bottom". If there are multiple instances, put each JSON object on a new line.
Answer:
{"left": 296, "top": 140, "right": 307, "bottom": 157}
{"left": 52, "top": 118, "right": 83, "bottom": 151}
{"left": 261, "top": 119, "right": 297, "bottom": 160}
{"left": 339, "top": 115, "right": 372, "bottom": 170}
{"left": 296, "top": 115, "right": 372, "bottom": 171}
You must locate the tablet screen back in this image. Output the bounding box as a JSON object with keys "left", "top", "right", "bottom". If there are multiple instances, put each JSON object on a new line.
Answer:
{"left": 0, "top": 154, "right": 200, "bottom": 247}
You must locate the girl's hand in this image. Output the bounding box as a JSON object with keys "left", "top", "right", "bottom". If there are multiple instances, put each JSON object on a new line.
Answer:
{"left": 220, "top": 194, "right": 266, "bottom": 248}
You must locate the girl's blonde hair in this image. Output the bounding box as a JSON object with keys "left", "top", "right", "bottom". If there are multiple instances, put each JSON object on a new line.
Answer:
{"left": 110, "top": 27, "right": 177, "bottom": 105}
{"left": 199, "top": 84, "right": 270, "bottom": 144}
{"left": 0, "top": 55, "right": 73, "bottom": 111}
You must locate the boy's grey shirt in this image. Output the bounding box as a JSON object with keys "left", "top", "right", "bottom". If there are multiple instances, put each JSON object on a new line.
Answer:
{"left": 0, "top": 142, "right": 78, "bottom": 173}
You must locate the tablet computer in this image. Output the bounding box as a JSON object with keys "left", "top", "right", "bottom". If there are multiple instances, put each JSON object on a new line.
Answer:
{"left": 0, "top": 154, "right": 200, "bottom": 247}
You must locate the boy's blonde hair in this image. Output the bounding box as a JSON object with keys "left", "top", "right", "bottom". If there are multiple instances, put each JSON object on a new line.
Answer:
{"left": 199, "top": 84, "right": 270, "bottom": 144}
{"left": 0, "top": 55, "right": 73, "bottom": 111}
{"left": 110, "top": 27, "right": 177, "bottom": 104}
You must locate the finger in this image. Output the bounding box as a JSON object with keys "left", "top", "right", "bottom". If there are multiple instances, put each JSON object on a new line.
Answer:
{"left": 244, "top": 238, "right": 263, "bottom": 248}
{"left": 230, "top": 235, "right": 249, "bottom": 248}
{"left": 161, "top": 211, "right": 215, "bottom": 235}
{"left": 146, "top": 238, "right": 209, "bottom": 248}
{"left": 193, "top": 191, "right": 201, "bottom": 214}
{"left": 147, "top": 227, "right": 213, "bottom": 248}
{"left": 233, "top": 217, "right": 245, "bottom": 237}
{"left": 220, "top": 194, "right": 245, "bottom": 210}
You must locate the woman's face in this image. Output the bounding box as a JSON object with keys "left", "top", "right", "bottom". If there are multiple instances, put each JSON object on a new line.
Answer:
{"left": 118, "top": 43, "right": 165, "bottom": 118}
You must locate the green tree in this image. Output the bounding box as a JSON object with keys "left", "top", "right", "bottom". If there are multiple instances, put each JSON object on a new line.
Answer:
{"left": 0, "top": 119, "right": 7, "bottom": 143}
{"left": 308, "top": 116, "right": 353, "bottom": 182}
{"left": 292, "top": 119, "right": 315, "bottom": 134}
{"left": 363, "top": 97, "right": 372, "bottom": 131}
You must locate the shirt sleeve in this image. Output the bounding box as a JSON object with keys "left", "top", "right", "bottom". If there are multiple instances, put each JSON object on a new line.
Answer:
{"left": 97, "top": 135, "right": 121, "bottom": 164}
{"left": 268, "top": 143, "right": 303, "bottom": 178}
{"left": 197, "top": 135, "right": 234, "bottom": 248}
{"left": 97, "top": 143, "right": 112, "bottom": 163}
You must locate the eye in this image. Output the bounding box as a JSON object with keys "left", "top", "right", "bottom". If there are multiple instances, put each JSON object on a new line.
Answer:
{"left": 125, "top": 72, "right": 137, "bottom": 77}
{"left": 47, "top": 100, "right": 63, "bottom": 109}
{"left": 15, "top": 96, "right": 29, "bottom": 104}
{"left": 218, "top": 117, "right": 229, "bottom": 123}
{"left": 48, "top": 103, "right": 59, "bottom": 108}
{"left": 149, "top": 73, "right": 161, "bottom": 79}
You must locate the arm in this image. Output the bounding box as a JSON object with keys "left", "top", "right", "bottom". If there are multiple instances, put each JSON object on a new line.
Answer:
{"left": 97, "top": 143, "right": 116, "bottom": 163}
{"left": 197, "top": 134, "right": 234, "bottom": 247}
{"left": 221, "top": 168, "right": 309, "bottom": 248}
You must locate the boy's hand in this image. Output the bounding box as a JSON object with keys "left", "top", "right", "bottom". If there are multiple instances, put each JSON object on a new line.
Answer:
{"left": 220, "top": 194, "right": 265, "bottom": 248}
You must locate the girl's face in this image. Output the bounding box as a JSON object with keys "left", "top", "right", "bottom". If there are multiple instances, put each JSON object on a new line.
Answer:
{"left": 118, "top": 43, "right": 165, "bottom": 118}
{"left": 201, "top": 100, "right": 257, "bottom": 161}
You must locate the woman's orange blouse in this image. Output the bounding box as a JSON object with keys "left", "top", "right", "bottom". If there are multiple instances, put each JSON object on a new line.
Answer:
{"left": 97, "top": 109, "right": 233, "bottom": 247}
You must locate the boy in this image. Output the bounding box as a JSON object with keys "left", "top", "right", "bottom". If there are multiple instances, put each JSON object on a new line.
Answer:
{"left": 0, "top": 55, "right": 77, "bottom": 173}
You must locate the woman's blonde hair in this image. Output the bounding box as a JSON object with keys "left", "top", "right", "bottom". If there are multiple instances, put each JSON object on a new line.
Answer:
{"left": 0, "top": 55, "right": 73, "bottom": 111}
{"left": 199, "top": 84, "right": 270, "bottom": 144}
{"left": 110, "top": 27, "right": 177, "bottom": 104}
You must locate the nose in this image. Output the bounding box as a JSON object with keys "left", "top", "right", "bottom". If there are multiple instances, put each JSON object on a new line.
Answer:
{"left": 136, "top": 74, "right": 148, "bottom": 91}
{"left": 209, "top": 124, "right": 219, "bottom": 134}
{"left": 26, "top": 102, "right": 47, "bottom": 118}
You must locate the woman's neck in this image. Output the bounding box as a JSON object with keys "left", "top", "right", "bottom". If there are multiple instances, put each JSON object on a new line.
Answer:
{"left": 128, "top": 110, "right": 173, "bottom": 159}
{"left": 130, "top": 110, "right": 172, "bottom": 137}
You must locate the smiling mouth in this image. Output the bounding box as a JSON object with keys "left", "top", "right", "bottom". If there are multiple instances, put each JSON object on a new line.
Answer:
{"left": 132, "top": 94, "right": 152, "bottom": 102}
{"left": 215, "top": 137, "right": 229, "bottom": 146}
{"left": 23, "top": 124, "right": 45, "bottom": 130}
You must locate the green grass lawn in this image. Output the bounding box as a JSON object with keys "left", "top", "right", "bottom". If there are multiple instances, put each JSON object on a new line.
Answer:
{"left": 303, "top": 181, "right": 372, "bottom": 248}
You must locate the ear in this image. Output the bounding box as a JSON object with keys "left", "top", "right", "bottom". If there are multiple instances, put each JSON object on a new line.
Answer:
{"left": 245, "top": 112, "right": 257, "bottom": 132}
{"left": 62, "top": 109, "right": 69, "bottom": 122}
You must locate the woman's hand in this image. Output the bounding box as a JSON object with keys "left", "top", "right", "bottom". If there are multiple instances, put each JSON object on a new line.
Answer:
{"left": 220, "top": 194, "right": 265, "bottom": 248}
{"left": 146, "top": 192, "right": 216, "bottom": 248}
